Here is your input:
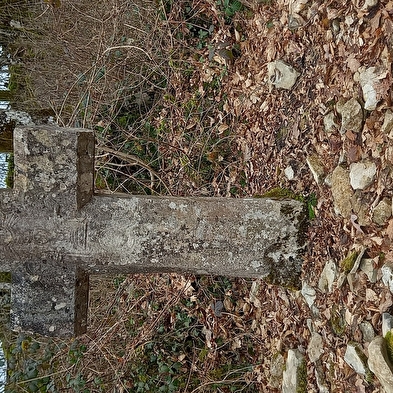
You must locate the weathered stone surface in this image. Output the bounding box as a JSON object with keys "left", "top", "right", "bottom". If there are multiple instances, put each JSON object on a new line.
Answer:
{"left": 360, "top": 258, "right": 377, "bottom": 283}
{"left": 373, "top": 197, "right": 392, "bottom": 226}
{"left": 284, "top": 165, "right": 295, "bottom": 181}
{"left": 270, "top": 352, "right": 285, "bottom": 388}
{"left": 314, "top": 360, "right": 330, "bottom": 393}
{"left": 0, "top": 109, "right": 34, "bottom": 152}
{"left": 368, "top": 336, "right": 393, "bottom": 393}
{"left": 306, "top": 154, "right": 326, "bottom": 185}
{"left": 344, "top": 342, "right": 369, "bottom": 376}
{"left": 350, "top": 161, "right": 377, "bottom": 190}
{"left": 330, "top": 164, "right": 372, "bottom": 225}
{"left": 323, "top": 111, "right": 338, "bottom": 134}
{"left": 331, "top": 165, "right": 353, "bottom": 217}
{"left": 307, "top": 332, "right": 324, "bottom": 362}
{"left": 1, "top": 126, "right": 307, "bottom": 336}
{"left": 382, "top": 313, "right": 393, "bottom": 338}
{"left": 318, "top": 259, "right": 337, "bottom": 293}
{"left": 301, "top": 282, "right": 316, "bottom": 308}
{"left": 282, "top": 349, "right": 306, "bottom": 393}
{"left": 382, "top": 109, "right": 393, "bottom": 137}
{"left": 360, "top": 321, "right": 375, "bottom": 343}
{"left": 336, "top": 97, "right": 363, "bottom": 135}
{"left": 355, "top": 66, "right": 389, "bottom": 111}
{"left": 268, "top": 60, "right": 300, "bottom": 90}
{"left": 382, "top": 264, "right": 393, "bottom": 294}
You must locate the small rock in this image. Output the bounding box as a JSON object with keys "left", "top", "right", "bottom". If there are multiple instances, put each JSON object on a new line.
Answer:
{"left": 301, "top": 282, "right": 316, "bottom": 308}
{"left": 382, "top": 109, "right": 393, "bottom": 137}
{"left": 360, "top": 258, "right": 377, "bottom": 283}
{"left": 360, "top": 321, "right": 375, "bottom": 342}
{"left": 356, "top": 66, "right": 389, "bottom": 111}
{"left": 382, "top": 313, "right": 393, "bottom": 338}
{"left": 10, "top": 20, "right": 22, "bottom": 29}
{"left": 373, "top": 197, "right": 392, "bottom": 225}
{"left": 323, "top": 111, "right": 339, "bottom": 133}
{"left": 284, "top": 165, "right": 295, "bottom": 181}
{"left": 344, "top": 342, "right": 369, "bottom": 376}
{"left": 267, "top": 60, "right": 300, "bottom": 90}
{"left": 306, "top": 154, "right": 326, "bottom": 185}
{"left": 361, "top": 0, "right": 378, "bottom": 10}
{"left": 324, "top": 172, "right": 332, "bottom": 187}
{"left": 336, "top": 97, "right": 363, "bottom": 135}
{"left": 282, "top": 349, "right": 307, "bottom": 393}
{"left": 270, "top": 352, "right": 285, "bottom": 388}
{"left": 318, "top": 259, "right": 337, "bottom": 293}
{"left": 383, "top": 264, "right": 393, "bottom": 293}
{"left": 5, "top": 109, "right": 34, "bottom": 126}
{"left": 314, "top": 360, "right": 329, "bottom": 393}
{"left": 307, "top": 332, "right": 324, "bottom": 362}
{"left": 368, "top": 336, "right": 393, "bottom": 393}
{"left": 331, "top": 165, "right": 353, "bottom": 218}
{"left": 349, "top": 161, "right": 377, "bottom": 190}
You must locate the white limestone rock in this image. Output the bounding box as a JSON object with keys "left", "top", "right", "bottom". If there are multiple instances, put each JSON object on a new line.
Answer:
{"left": 331, "top": 165, "right": 353, "bottom": 218}
{"left": 318, "top": 259, "right": 337, "bottom": 293}
{"left": 360, "top": 321, "right": 375, "bottom": 342}
{"left": 382, "top": 313, "right": 393, "bottom": 338}
{"left": 368, "top": 336, "right": 393, "bottom": 393}
{"left": 382, "top": 109, "right": 393, "bottom": 137}
{"left": 355, "top": 66, "right": 389, "bottom": 111}
{"left": 336, "top": 97, "right": 363, "bottom": 135}
{"left": 270, "top": 352, "right": 285, "bottom": 388}
{"left": 349, "top": 161, "right": 377, "bottom": 190}
{"left": 315, "top": 365, "right": 329, "bottom": 393}
{"left": 284, "top": 165, "right": 295, "bottom": 181}
{"left": 306, "top": 154, "right": 325, "bottom": 185}
{"left": 344, "top": 342, "right": 369, "bottom": 376}
{"left": 323, "top": 111, "right": 338, "bottom": 133}
{"left": 301, "top": 282, "right": 316, "bottom": 308}
{"left": 5, "top": 109, "right": 34, "bottom": 126}
{"left": 268, "top": 60, "right": 300, "bottom": 90}
{"left": 307, "top": 332, "right": 324, "bottom": 363}
{"left": 282, "top": 349, "right": 306, "bottom": 393}
{"left": 382, "top": 264, "right": 393, "bottom": 293}
{"left": 360, "top": 258, "right": 377, "bottom": 283}
{"left": 373, "top": 197, "right": 392, "bottom": 226}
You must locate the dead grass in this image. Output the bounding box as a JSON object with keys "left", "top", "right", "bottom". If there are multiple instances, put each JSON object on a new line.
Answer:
{"left": 6, "top": 0, "right": 248, "bottom": 197}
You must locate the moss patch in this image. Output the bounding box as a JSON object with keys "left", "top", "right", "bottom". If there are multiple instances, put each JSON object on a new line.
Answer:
{"left": 296, "top": 357, "right": 307, "bottom": 393}
{"left": 385, "top": 330, "right": 393, "bottom": 364}
{"left": 340, "top": 251, "right": 358, "bottom": 274}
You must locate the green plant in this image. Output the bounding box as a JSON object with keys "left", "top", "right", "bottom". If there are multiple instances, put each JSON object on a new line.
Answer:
{"left": 259, "top": 187, "right": 317, "bottom": 220}
{"left": 68, "top": 340, "right": 86, "bottom": 365}
{"left": 217, "top": 0, "right": 243, "bottom": 19}
{"left": 385, "top": 330, "right": 393, "bottom": 363}
{"left": 5, "top": 333, "right": 59, "bottom": 393}
{"left": 5, "top": 154, "right": 14, "bottom": 188}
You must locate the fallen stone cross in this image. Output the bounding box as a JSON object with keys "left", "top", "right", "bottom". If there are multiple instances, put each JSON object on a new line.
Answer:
{"left": 0, "top": 126, "right": 307, "bottom": 336}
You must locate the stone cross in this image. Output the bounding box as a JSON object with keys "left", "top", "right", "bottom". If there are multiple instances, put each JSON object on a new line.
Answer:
{"left": 0, "top": 126, "right": 307, "bottom": 337}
